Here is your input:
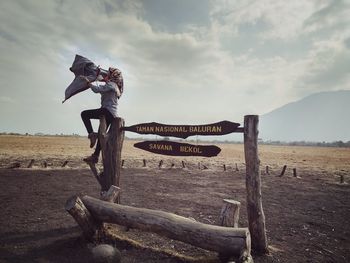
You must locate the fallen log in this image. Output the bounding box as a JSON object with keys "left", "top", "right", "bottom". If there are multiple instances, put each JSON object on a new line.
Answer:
{"left": 81, "top": 195, "right": 251, "bottom": 258}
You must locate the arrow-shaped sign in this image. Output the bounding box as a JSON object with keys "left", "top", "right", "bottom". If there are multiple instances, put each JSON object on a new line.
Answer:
{"left": 123, "top": 121, "right": 240, "bottom": 139}
{"left": 134, "top": 141, "right": 221, "bottom": 157}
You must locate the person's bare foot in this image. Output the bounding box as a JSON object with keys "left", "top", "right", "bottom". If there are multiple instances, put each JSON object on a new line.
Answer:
{"left": 88, "top": 132, "right": 98, "bottom": 148}
{"left": 83, "top": 154, "right": 98, "bottom": 164}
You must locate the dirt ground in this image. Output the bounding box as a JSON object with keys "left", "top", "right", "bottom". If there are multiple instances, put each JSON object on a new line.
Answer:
{"left": 0, "top": 135, "right": 349, "bottom": 263}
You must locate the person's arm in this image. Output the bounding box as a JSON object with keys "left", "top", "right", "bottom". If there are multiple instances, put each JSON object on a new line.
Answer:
{"left": 90, "top": 81, "right": 117, "bottom": 94}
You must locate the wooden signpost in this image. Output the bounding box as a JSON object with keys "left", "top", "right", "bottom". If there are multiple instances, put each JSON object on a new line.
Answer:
{"left": 134, "top": 141, "right": 221, "bottom": 157}
{"left": 123, "top": 120, "right": 240, "bottom": 139}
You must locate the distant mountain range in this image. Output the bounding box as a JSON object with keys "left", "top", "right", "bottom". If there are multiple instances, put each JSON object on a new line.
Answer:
{"left": 260, "top": 90, "right": 350, "bottom": 142}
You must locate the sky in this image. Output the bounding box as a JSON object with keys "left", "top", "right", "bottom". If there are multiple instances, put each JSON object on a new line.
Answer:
{"left": 0, "top": 0, "right": 349, "bottom": 139}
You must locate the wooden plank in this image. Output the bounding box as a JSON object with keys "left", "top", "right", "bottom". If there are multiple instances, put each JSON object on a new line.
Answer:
{"left": 134, "top": 141, "right": 221, "bottom": 157}
{"left": 123, "top": 120, "right": 240, "bottom": 138}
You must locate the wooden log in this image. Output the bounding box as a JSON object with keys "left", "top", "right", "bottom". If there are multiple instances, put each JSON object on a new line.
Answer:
{"left": 81, "top": 195, "right": 251, "bottom": 257}
{"left": 27, "top": 159, "right": 35, "bottom": 168}
{"left": 101, "top": 185, "right": 121, "bottom": 203}
{"left": 219, "top": 199, "right": 241, "bottom": 228}
{"left": 279, "top": 165, "right": 287, "bottom": 177}
{"left": 61, "top": 160, "right": 69, "bottom": 167}
{"left": 244, "top": 115, "right": 268, "bottom": 254}
{"left": 65, "top": 196, "right": 99, "bottom": 240}
{"left": 99, "top": 117, "right": 125, "bottom": 196}
{"left": 265, "top": 166, "right": 269, "bottom": 175}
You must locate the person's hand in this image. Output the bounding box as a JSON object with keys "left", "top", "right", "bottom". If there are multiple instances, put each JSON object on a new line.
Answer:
{"left": 79, "top": 75, "right": 90, "bottom": 84}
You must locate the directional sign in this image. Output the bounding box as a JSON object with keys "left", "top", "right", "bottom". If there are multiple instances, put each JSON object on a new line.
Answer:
{"left": 123, "top": 121, "right": 240, "bottom": 139}
{"left": 134, "top": 141, "right": 221, "bottom": 157}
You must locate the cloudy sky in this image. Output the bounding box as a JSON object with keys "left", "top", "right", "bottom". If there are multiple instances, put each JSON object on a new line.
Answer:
{"left": 0, "top": 0, "right": 349, "bottom": 138}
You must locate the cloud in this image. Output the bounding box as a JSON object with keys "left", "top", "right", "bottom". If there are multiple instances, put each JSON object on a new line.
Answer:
{"left": 0, "top": 0, "right": 349, "bottom": 139}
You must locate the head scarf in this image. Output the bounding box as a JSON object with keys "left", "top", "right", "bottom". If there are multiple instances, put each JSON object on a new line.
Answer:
{"left": 108, "top": 67, "right": 124, "bottom": 97}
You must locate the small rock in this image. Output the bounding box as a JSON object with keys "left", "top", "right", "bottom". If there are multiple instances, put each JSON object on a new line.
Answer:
{"left": 91, "top": 244, "right": 121, "bottom": 263}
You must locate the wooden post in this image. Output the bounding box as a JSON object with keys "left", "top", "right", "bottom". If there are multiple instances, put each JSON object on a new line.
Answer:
{"left": 158, "top": 160, "right": 163, "bottom": 168}
{"left": 182, "top": 161, "right": 186, "bottom": 168}
{"left": 223, "top": 164, "right": 227, "bottom": 171}
{"left": 279, "top": 165, "right": 287, "bottom": 177}
{"left": 121, "top": 159, "right": 125, "bottom": 168}
{"left": 81, "top": 195, "right": 251, "bottom": 258}
{"left": 171, "top": 163, "right": 175, "bottom": 168}
{"left": 219, "top": 199, "right": 241, "bottom": 228}
{"left": 198, "top": 162, "right": 201, "bottom": 169}
{"left": 244, "top": 115, "right": 268, "bottom": 254}
{"left": 99, "top": 117, "right": 125, "bottom": 199}
{"left": 143, "top": 159, "right": 147, "bottom": 167}
{"left": 42, "top": 161, "right": 47, "bottom": 168}
{"left": 65, "top": 195, "right": 99, "bottom": 241}
{"left": 265, "top": 166, "right": 269, "bottom": 175}
{"left": 340, "top": 175, "right": 344, "bottom": 184}
{"left": 235, "top": 163, "right": 239, "bottom": 171}
{"left": 27, "top": 159, "right": 35, "bottom": 168}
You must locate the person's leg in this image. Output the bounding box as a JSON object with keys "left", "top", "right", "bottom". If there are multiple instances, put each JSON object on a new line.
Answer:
{"left": 81, "top": 108, "right": 105, "bottom": 134}
{"left": 93, "top": 109, "right": 115, "bottom": 157}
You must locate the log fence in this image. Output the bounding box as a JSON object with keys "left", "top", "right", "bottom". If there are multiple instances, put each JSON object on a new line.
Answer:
{"left": 65, "top": 115, "right": 272, "bottom": 261}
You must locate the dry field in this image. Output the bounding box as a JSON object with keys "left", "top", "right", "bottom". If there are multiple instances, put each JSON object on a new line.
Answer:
{"left": 0, "top": 135, "right": 349, "bottom": 263}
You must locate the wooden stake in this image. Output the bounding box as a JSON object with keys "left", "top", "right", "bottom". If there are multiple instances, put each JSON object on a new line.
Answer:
{"left": 265, "top": 166, "right": 269, "bottom": 175}
{"left": 143, "top": 159, "right": 146, "bottom": 167}
{"left": 158, "top": 160, "right": 163, "bottom": 168}
{"left": 235, "top": 163, "right": 239, "bottom": 171}
{"left": 293, "top": 168, "right": 297, "bottom": 177}
{"left": 198, "top": 162, "right": 201, "bottom": 169}
{"left": 65, "top": 195, "right": 99, "bottom": 241}
{"left": 244, "top": 115, "right": 268, "bottom": 254}
{"left": 27, "top": 159, "right": 35, "bottom": 168}
{"left": 61, "top": 160, "right": 69, "bottom": 167}
{"left": 340, "top": 175, "right": 344, "bottom": 184}
{"left": 223, "top": 164, "right": 226, "bottom": 171}
{"left": 182, "top": 161, "right": 186, "bottom": 168}
{"left": 219, "top": 199, "right": 241, "bottom": 228}
{"left": 101, "top": 185, "right": 121, "bottom": 203}
{"left": 279, "top": 165, "right": 287, "bottom": 177}
{"left": 121, "top": 159, "right": 124, "bottom": 167}
{"left": 82, "top": 195, "right": 251, "bottom": 258}
{"left": 42, "top": 161, "right": 47, "bottom": 168}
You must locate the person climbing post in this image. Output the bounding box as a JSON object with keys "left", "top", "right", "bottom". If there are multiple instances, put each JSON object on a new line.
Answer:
{"left": 80, "top": 67, "right": 123, "bottom": 163}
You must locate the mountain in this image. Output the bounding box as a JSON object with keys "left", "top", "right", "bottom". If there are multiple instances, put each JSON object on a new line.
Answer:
{"left": 259, "top": 90, "right": 350, "bottom": 142}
